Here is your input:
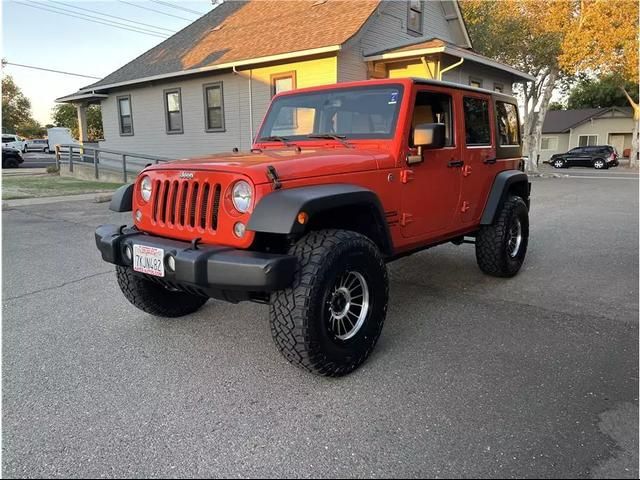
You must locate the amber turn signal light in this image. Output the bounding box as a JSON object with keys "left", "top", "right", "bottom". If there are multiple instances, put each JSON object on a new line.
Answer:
{"left": 297, "top": 212, "right": 309, "bottom": 225}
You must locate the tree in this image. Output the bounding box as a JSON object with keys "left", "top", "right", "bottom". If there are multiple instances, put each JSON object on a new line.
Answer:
{"left": 16, "top": 118, "right": 46, "bottom": 138}
{"left": 558, "top": 0, "right": 640, "bottom": 167}
{"left": 461, "top": 1, "right": 573, "bottom": 173}
{"left": 548, "top": 101, "right": 566, "bottom": 111}
{"left": 2, "top": 75, "right": 32, "bottom": 133}
{"left": 567, "top": 75, "right": 639, "bottom": 109}
{"left": 52, "top": 103, "right": 104, "bottom": 142}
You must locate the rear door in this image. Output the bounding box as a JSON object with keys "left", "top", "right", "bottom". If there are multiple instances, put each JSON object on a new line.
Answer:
{"left": 459, "top": 93, "right": 496, "bottom": 225}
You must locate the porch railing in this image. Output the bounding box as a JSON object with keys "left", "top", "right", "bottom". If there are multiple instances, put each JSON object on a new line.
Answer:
{"left": 55, "top": 144, "right": 170, "bottom": 182}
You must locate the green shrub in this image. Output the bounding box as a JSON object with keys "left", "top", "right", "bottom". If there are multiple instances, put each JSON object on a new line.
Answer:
{"left": 46, "top": 165, "right": 60, "bottom": 174}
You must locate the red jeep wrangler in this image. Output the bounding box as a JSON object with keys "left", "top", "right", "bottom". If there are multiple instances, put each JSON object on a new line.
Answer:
{"left": 96, "top": 78, "right": 530, "bottom": 376}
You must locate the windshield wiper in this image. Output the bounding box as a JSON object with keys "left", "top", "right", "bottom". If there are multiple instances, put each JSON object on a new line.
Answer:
{"left": 306, "top": 133, "right": 353, "bottom": 148}
{"left": 258, "top": 135, "right": 292, "bottom": 145}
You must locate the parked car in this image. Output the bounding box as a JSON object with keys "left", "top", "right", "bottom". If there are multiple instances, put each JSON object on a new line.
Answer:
{"left": 549, "top": 145, "right": 619, "bottom": 169}
{"left": 2, "top": 134, "right": 26, "bottom": 153}
{"left": 25, "top": 138, "right": 52, "bottom": 153}
{"left": 96, "top": 78, "right": 531, "bottom": 377}
{"left": 2, "top": 146, "right": 24, "bottom": 168}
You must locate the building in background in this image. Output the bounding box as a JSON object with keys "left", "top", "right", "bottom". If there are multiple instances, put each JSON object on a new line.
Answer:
{"left": 540, "top": 107, "right": 634, "bottom": 163}
{"left": 58, "top": 0, "right": 532, "bottom": 157}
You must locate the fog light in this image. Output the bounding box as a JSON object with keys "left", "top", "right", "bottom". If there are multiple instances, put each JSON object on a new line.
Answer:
{"left": 123, "top": 244, "right": 133, "bottom": 262}
{"left": 166, "top": 255, "right": 176, "bottom": 272}
{"left": 135, "top": 209, "right": 142, "bottom": 222}
{"left": 233, "top": 222, "right": 246, "bottom": 238}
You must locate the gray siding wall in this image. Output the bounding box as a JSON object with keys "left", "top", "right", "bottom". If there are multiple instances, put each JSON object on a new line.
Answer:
{"left": 337, "top": 0, "right": 460, "bottom": 83}
{"left": 442, "top": 62, "right": 514, "bottom": 95}
{"left": 100, "top": 72, "right": 250, "bottom": 158}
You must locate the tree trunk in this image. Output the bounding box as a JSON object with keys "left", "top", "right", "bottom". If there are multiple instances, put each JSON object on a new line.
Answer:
{"left": 620, "top": 88, "right": 639, "bottom": 168}
{"left": 522, "top": 69, "right": 558, "bottom": 174}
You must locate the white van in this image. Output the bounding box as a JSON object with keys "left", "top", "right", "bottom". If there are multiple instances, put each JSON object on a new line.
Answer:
{"left": 46, "top": 127, "right": 79, "bottom": 153}
{"left": 2, "top": 134, "right": 26, "bottom": 153}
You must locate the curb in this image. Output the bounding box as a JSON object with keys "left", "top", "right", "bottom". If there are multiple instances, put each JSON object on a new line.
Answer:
{"left": 3, "top": 192, "right": 114, "bottom": 208}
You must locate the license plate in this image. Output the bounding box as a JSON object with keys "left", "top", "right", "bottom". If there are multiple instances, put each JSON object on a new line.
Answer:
{"left": 133, "top": 244, "right": 165, "bottom": 277}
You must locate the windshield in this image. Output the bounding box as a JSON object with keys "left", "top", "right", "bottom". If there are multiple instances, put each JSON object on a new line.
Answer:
{"left": 258, "top": 85, "right": 404, "bottom": 141}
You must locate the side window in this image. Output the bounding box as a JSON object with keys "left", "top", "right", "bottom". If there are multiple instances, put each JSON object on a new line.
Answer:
{"left": 203, "top": 82, "right": 225, "bottom": 132}
{"left": 407, "top": 1, "right": 423, "bottom": 35}
{"left": 463, "top": 97, "right": 491, "bottom": 146}
{"left": 164, "top": 88, "right": 183, "bottom": 134}
{"left": 411, "top": 91, "right": 454, "bottom": 147}
{"left": 117, "top": 95, "right": 133, "bottom": 136}
{"left": 496, "top": 101, "right": 520, "bottom": 146}
{"left": 2, "top": 135, "right": 11, "bottom": 144}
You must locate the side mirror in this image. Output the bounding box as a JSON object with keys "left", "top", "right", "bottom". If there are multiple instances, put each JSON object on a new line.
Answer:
{"left": 408, "top": 123, "right": 446, "bottom": 165}
{"left": 414, "top": 123, "right": 446, "bottom": 149}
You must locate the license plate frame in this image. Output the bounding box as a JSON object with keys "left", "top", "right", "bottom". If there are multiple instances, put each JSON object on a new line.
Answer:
{"left": 132, "top": 244, "right": 165, "bottom": 277}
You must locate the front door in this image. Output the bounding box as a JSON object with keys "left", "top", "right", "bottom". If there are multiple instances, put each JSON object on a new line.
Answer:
{"left": 400, "top": 87, "right": 461, "bottom": 239}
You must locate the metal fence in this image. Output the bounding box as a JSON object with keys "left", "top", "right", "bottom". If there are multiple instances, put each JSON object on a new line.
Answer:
{"left": 55, "top": 144, "right": 170, "bottom": 182}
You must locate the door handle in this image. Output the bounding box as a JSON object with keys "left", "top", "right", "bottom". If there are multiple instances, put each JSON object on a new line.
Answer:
{"left": 483, "top": 157, "right": 497, "bottom": 164}
{"left": 448, "top": 160, "right": 464, "bottom": 168}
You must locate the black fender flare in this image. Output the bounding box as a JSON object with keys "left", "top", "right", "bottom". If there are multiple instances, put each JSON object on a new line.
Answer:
{"left": 247, "top": 184, "right": 393, "bottom": 254}
{"left": 109, "top": 184, "right": 134, "bottom": 212}
{"left": 481, "top": 170, "right": 530, "bottom": 225}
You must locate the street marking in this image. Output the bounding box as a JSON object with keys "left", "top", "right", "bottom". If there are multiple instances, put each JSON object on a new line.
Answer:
{"left": 564, "top": 175, "right": 639, "bottom": 180}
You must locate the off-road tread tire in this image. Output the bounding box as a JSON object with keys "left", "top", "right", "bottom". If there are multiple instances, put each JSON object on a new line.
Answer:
{"left": 116, "top": 266, "right": 208, "bottom": 317}
{"left": 269, "top": 229, "right": 388, "bottom": 377}
{"left": 476, "top": 196, "right": 529, "bottom": 278}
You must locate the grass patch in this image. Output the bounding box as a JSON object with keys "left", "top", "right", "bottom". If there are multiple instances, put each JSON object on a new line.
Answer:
{"left": 2, "top": 174, "right": 124, "bottom": 200}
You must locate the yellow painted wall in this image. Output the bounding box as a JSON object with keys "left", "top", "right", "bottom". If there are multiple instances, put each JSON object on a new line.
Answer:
{"left": 387, "top": 60, "right": 438, "bottom": 80}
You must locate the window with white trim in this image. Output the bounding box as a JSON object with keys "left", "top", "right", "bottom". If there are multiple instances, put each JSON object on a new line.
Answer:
{"left": 541, "top": 136, "right": 558, "bottom": 150}
{"left": 578, "top": 135, "right": 597, "bottom": 147}
{"left": 407, "top": 1, "right": 423, "bottom": 35}
{"left": 117, "top": 95, "right": 133, "bottom": 136}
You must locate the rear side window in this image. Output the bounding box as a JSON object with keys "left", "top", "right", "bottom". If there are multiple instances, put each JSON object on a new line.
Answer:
{"left": 463, "top": 97, "right": 491, "bottom": 146}
{"left": 496, "top": 101, "right": 520, "bottom": 146}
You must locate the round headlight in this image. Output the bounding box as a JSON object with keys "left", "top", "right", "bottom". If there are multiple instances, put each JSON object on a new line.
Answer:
{"left": 232, "top": 180, "right": 252, "bottom": 213}
{"left": 140, "top": 176, "right": 152, "bottom": 202}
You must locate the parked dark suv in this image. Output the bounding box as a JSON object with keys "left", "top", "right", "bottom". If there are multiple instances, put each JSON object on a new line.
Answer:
{"left": 549, "top": 145, "right": 618, "bottom": 169}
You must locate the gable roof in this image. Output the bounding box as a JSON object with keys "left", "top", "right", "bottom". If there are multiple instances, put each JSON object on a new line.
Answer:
{"left": 542, "top": 107, "right": 633, "bottom": 133}
{"left": 83, "top": 0, "right": 381, "bottom": 91}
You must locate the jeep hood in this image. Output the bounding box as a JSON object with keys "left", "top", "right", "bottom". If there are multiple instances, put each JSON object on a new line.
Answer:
{"left": 145, "top": 148, "right": 392, "bottom": 185}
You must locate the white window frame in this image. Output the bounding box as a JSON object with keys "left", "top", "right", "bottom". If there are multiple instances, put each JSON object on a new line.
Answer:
{"left": 541, "top": 136, "right": 559, "bottom": 151}
{"left": 578, "top": 134, "right": 598, "bottom": 147}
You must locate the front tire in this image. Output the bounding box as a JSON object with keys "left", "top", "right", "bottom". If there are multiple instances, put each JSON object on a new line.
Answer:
{"left": 116, "top": 266, "right": 208, "bottom": 317}
{"left": 269, "top": 230, "right": 388, "bottom": 377}
{"left": 593, "top": 158, "right": 606, "bottom": 169}
{"left": 552, "top": 158, "right": 565, "bottom": 168}
{"left": 476, "top": 196, "right": 529, "bottom": 277}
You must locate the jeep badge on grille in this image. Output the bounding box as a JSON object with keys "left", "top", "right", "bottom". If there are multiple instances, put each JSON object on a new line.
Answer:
{"left": 179, "top": 171, "right": 194, "bottom": 179}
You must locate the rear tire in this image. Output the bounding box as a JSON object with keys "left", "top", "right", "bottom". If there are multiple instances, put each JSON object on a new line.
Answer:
{"left": 269, "top": 229, "right": 388, "bottom": 377}
{"left": 593, "top": 158, "right": 606, "bottom": 169}
{"left": 115, "top": 266, "right": 208, "bottom": 317}
{"left": 476, "top": 196, "right": 529, "bottom": 278}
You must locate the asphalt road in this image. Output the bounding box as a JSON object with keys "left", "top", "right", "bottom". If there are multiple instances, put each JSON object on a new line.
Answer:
{"left": 3, "top": 175, "right": 638, "bottom": 478}
{"left": 17, "top": 152, "right": 57, "bottom": 169}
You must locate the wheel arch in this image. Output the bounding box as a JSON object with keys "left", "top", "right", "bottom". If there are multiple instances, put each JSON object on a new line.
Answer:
{"left": 247, "top": 184, "right": 393, "bottom": 256}
{"left": 481, "top": 170, "right": 530, "bottom": 225}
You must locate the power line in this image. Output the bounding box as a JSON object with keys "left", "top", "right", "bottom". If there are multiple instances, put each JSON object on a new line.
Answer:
{"left": 149, "top": 0, "right": 205, "bottom": 16}
{"left": 1, "top": 61, "right": 101, "bottom": 79}
{"left": 118, "top": 0, "right": 194, "bottom": 22}
{"left": 15, "top": 1, "right": 169, "bottom": 38}
{"left": 22, "top": 0, "right": 170, "bottom": 37}
{"left": 49, "top": 0, "right": 176, "bottom": 34}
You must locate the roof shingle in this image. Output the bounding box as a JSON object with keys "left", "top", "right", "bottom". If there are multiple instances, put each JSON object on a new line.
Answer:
{"left": 86, "top": 0, "right": 380, "bottom": 90}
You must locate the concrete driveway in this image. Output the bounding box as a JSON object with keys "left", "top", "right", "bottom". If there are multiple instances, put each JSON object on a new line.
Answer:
{"left": 2, "top": 174, "right": 638, "bottom": 478}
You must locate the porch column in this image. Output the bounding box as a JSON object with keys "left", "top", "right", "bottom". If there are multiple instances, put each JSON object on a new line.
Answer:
{"left": 76, "top": 102, "right": 88, "bottom": 144}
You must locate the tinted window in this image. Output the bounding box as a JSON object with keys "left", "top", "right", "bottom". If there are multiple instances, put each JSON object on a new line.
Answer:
{"left": 463, "top": 97, "right": 491, "bottom": 145}
{"left": 496, "top": 101, "right": 519, "bottom": 146}
{"left": 2, "top": 136, "right": 12, "bottom": 143}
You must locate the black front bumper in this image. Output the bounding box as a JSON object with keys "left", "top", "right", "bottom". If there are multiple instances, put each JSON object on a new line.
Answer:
{"left": 95, "top": 224, "right": 297, "bottom": 302}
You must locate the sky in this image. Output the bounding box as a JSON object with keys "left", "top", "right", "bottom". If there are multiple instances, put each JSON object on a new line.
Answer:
{"left": 2, "top": 0, "right": 215, "bottom": 124}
